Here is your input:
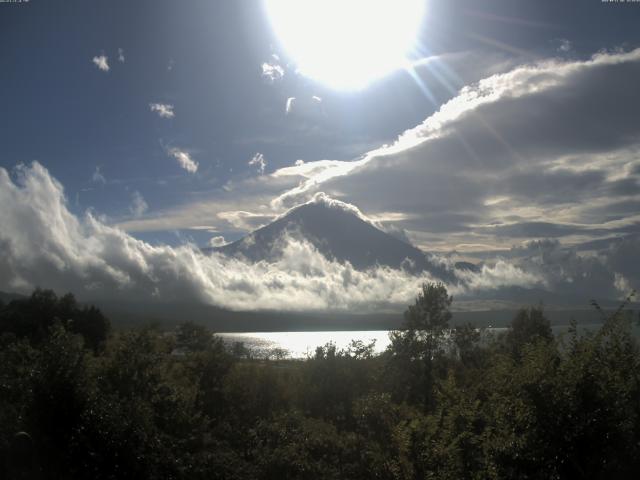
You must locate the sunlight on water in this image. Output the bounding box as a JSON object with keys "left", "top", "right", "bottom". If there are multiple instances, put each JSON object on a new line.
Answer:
{"left": 217, "top": 324, "right": 632, "bottom": 359}
{"left": 218, "top": 331, "right": 392, "bottom": 359}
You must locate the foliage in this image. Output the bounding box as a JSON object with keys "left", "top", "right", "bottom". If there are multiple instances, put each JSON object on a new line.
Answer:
{"left": 1, "top": 285, "right": 640, "bottom": 479}
{"left": 386, "top": 282, "right": 453, "bottom": 409}
{"left": 0, "top": 289, "right": 110, "bottom": 351}
{"left": 504, "top": 305, "right": 553, "bottom": 359}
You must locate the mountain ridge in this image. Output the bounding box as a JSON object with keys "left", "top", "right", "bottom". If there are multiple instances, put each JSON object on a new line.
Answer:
{"left": 206, "top": 200, "right": 447, "bottom": 275}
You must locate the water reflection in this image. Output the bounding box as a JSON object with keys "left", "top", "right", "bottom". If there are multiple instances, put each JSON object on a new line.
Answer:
{"left": 218, "top": 331, "right": 392, "bottom": 359}
{"left": 217, "top": 324, "right": 626, "bottom": 359}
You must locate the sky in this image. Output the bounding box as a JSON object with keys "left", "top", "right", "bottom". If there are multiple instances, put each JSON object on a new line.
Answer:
{"left": 1, "top": 0, "right": 639, "bottom": 309}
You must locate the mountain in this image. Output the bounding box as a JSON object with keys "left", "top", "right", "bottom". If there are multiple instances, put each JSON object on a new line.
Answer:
{"left": 208, "top": 200, "right": 450, "bottom": 275}
{"left": 0, "top": 290, "right": 27, "bottom": 303}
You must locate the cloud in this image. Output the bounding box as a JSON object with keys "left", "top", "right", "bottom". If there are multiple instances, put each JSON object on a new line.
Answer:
{"left": 0, "top": 162, "right": 440, "bottom": 310}
{"left": 92, "top": 55, "right": 109, "bottom": 72}
{"left": 91, "top": 166, "right": 106, "bottom": 185}
{"left": 508, "top": 238, "right": 632, "bottom": 298}
{"left": 261, "top": 56, "right": 285, "bottom": 83}
{"left": 101, "top": 48, "right": 640, "bottom": 275}
{"left": 216, "top": 210, "right": 272, "bottom": 231}
{"left": 267, "top": 48, "right": 640, "bottom": 251}
{"left": 149, "top": 103, "right": 175, "bottom": 119}
{"left": 248, "top": 152, "right": 266, "bottom": 175}
{"left": 285, "top": 97, "right": 295, "bottom": 115}
{"left": 168, "top": 148, "right": 198, "bottom": 173}
{"left": 558, "top": 39, "right": 572, "bottom": 53}
{"left": 270, "top": 158, "right": 366, "bottom": 209}
{"left": 457, "top": 260, "right": 543, "bottom": 293}
{"left": 208, "top": 236, "right": 228, "bottom": 247}
{"left": 118, "top": 48, "right": 125, "bottom": 63}
{"left": 285, "top": 95, "right": 323, "bottom": 117}
{"left": 129, "top": 191, "right": 148, "bottom": 218}
{"left": 0, "top": 163, "right": 636, "bottom": 311}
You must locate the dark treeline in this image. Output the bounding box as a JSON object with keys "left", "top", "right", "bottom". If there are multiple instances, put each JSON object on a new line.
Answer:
{"left": 1, "top": 285, "right": 639, "bottom": 479}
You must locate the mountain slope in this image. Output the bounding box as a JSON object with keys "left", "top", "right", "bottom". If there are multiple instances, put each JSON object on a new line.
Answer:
{"left": 0, "top": 291, "right": 27, "bottom": 303}
{"left": 209, "top": 201, "right": 440, "bottom": 273}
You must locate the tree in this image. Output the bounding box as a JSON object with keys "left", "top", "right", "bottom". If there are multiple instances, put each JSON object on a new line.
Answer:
{"left": 0, "top": 289, "right": 110, "bottom": 352}
{"left": 387, "top": 282, "right": 453, "bottom": 409}
{"left": 452, "top": 322, "right": 482, "bottom": 366}
{"left": 505, "top": 305, "right": 552, "bottom": 358}
{"left": 175, "top": 321, "right": 212, "bottom": 352}
{"left": 68, "top": 305, "right": 110, "bottom": 352}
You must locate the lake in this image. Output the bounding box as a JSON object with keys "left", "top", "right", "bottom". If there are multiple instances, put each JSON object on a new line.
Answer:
{"left": 218, "top": 330, "right": 394, "bottom": 359}
{"left": 217, "top": 323, "right": 637, "bottom": 359}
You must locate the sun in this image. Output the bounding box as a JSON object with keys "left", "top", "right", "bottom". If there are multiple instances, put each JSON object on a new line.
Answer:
{"left": 265, "top": 0, "right": 425, "bottom": 90}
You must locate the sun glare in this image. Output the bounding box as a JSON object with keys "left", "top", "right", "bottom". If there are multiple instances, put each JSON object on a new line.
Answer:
{"left": 265, "top": 0, "right": 425, "bottom": 90}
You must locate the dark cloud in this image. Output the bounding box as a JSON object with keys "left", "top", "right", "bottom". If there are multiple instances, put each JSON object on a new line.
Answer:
{"left": 604, "top": 235, "right": 640, "bottom": 291}
{"left": 477, "top": 222, "right": 590, "bottom": 238}
{"left": 584, "top": 200, "right": 640, "bottom": 222}
{"left": 502, "top": 169, "right": 606, "bottom": 205}
{"left": 606, "top": 177, "right": 640, "bottom": 196}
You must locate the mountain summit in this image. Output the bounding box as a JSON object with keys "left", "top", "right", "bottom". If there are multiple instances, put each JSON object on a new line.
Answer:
{"left": 210, "top": 198, "right": 440, "bottom": 274}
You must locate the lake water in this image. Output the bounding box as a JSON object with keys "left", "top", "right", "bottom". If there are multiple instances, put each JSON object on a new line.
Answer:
{"left": 217, "top": 323, "right": 636, "bottom": 359}
{"left": 218, "top": 330, "right": 394, "bottom": 359}
{"left": 218, "top": 329, "right": 514, "bottom": 359}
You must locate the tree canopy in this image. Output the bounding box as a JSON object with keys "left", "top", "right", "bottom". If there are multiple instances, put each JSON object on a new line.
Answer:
{"left": 1, "top": 286, "right": 639, "bottom": 479}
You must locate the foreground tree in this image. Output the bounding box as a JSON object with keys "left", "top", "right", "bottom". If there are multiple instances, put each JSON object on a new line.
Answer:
{"left": 505, "top": 305, "right": 553, "bottom": 359}
{"left": 0, "top": 289, "right": 110, "bottom": 352}
{"left": 387, "top": 282, "right": 452, "bottom": 409}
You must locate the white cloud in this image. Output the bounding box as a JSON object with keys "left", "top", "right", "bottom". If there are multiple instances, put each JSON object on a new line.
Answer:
{"left": 92, "top": 55, "right": 109, "bottom": 72}
{"left": 129, "top": 191, "right": 148, "bottom": 218}
{"left": 118, "top": 47, "right": 125, "bottom": 63}
{"left": 558, "top": 39, "right": 572, "bottom": 53}
{"left": 91, "top": 166, "right": 106, "bottom": 185}
{"left": 285, "top": 97, "right": 295, "bottom": 114}
{"left": 208, "top": 235, "right": 228, "bottom": 247}
{"left": 0, "top": 163, "right": 636, "bottom": 311}
{"left": 217, "top": 210, "right": 272, "bottom": 231}
{"left": 271, "top": 158, "right": 366, "bottom": 208}
{"left": 457, "top": 260, "right": 543, "bottom": 292}
{"left": 261, "top": 58, "right": 285, "bottom": 84}
{"left": 285, "top": 95, "right": 323, "bottom": 117}
{"left": 168, "top": 148, "right": 198, "bottom": 173}
{"left": 149, "top": 103, "right": 175, "bottom": 119}
{"left": 0, "top": 162, "right": 438, "bottom": 310}
{"left": 248, "top": 152, "right": 266, "bottom": 175}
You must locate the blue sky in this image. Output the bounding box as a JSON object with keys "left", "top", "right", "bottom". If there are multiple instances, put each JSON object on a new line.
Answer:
{"left": 2, "top": 0, "right": 638, "bottom": 247}
{"left": 1, "top": 0, "right": 639, "bottom": 308}
{"left": 2, "top": 0, "right": 435, "bottom": 243}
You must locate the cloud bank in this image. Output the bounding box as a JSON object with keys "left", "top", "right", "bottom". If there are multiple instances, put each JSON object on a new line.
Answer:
{"left": 263, "top": 48, "right": 640, "bottom": 253}
{"left": 1, "top": 163, "right": 636, "bottom": 312}
{"left": 4, "top": 49, "right": 639, "bottom": 311}
{"left": 0, "top": 163, "right": 438, "bottom": 310}
{"left": 112, "top": 48, "right": 640, "bottom": 304}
